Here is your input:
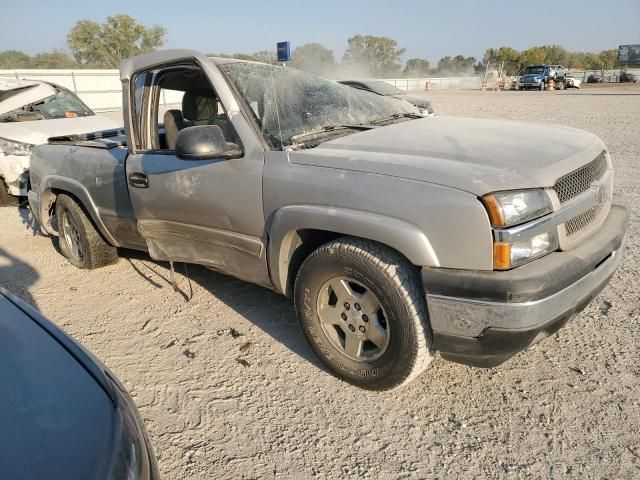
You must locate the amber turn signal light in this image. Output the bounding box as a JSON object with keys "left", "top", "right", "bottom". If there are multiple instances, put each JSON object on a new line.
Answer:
{"left": 493, "top": 243, "right": 512, "bottom": 270}
{"left": 481, "top": 194, "right": 505, "bottom": 227}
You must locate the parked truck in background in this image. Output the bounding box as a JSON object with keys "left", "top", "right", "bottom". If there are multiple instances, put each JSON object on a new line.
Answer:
{"left": 28, "top": 50, "right": 629, "bottom": 390}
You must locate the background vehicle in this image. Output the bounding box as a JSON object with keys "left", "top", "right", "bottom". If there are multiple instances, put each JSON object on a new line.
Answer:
{"left": 338, "top": 79, "right": 434, "bottom": 116}
{"left": 587, "top": 74, "right": 605, "bottom": 83}
{"left": 549, "top": 64, "right": 567, "bottom": 81}
{"left": 565, "top": 76, "right": 582, "bottom": 89}
{"left": 619, "top": 71, "right": 638, "bottom": 83}
{"left": 28, "top": 50, "right": 628, "bottom": 390}
{"left": 517, "top": 65, "right": 550, "bottom": 90}
{"left": 0, "top": 287, "right": 158, "bottom": 480}
{"left": 0, "top": 79, "right": 120, "bottom": 205}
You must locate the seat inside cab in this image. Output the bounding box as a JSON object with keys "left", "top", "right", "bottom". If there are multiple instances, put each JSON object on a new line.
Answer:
{"left": 154, "top": 67, "right": 233, "bottom": 150}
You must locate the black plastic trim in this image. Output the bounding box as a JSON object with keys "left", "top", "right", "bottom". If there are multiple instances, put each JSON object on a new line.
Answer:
{"left": 432, "top": 270, "right": 612, "bottom": 367}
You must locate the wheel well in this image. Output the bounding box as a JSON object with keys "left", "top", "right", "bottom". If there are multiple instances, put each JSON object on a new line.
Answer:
{"left": 44, "top": 189, "right": 112, "bottom": 245}
{"left": 284, "top": 229, "right": 343, "bottom": 297}
{"left": 283, "top": 229, "right": 415, "bottom": 298}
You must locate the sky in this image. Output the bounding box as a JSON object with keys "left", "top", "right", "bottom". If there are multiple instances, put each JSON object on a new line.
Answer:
{"left": 1, "top": 0, "right": 638, "bottom": 63}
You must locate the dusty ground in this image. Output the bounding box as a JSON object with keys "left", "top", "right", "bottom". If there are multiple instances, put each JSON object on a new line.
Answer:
{"left": 1, "top": 84, "right": 639, "bottom": 479}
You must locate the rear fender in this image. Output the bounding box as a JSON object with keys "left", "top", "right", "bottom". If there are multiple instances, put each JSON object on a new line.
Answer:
{"left": 38, "top": 175, "right": 119, "bottom": 246}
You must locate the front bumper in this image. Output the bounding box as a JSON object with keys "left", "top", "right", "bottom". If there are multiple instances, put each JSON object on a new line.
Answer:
{"left": 423, "top": 201, "right": 629, "bottom": 367}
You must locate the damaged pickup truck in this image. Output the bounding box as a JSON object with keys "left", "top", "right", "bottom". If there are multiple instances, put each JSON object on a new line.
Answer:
{"left": 28, "top": 50, "right": 629, "bottom": 390}
{"left": 0, "top": 79, "right": 119, "bottom": 205}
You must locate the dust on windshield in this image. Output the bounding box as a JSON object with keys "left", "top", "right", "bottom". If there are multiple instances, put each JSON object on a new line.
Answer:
{"left": 219, "top": 61, "right": 418, "bottom": 148}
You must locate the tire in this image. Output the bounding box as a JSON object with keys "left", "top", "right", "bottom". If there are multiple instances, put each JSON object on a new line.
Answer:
{"left": 294, "top": 237, "right": 434, "bottom": 390}
{"left": 55, "top": 194, "right": 118, "bottom": 269}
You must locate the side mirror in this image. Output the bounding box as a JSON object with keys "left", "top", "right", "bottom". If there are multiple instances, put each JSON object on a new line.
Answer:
{"left": 175, "top": 125, "right": 241, "bottom": 160}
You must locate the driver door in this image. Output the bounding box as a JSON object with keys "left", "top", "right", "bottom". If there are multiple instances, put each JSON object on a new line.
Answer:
{"left": 124, "top": 59, "right": 271, "bottom": 287}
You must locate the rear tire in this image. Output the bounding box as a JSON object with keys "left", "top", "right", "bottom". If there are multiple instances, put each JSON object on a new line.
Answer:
{"left": 55, "top": 194, "right": 118, "bottom": 269}
{"left": 294, "top": 237, "right": 434, "bottom": 390}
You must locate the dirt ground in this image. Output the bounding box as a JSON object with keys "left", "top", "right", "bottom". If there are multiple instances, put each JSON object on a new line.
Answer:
{"left": 1, "top": 84, "right": 639, "bottom": 479}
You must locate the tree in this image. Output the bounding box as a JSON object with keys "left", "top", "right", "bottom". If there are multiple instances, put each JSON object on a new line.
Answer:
{"left": 0, "top": 50, "right": 32, "bottom": 69}
{"left": 342, "top": 35, "right": 406, "bottom": 77}
{"left": 436, "top": 55, "right": 476, "bottom": 75}
{"left": 598, "top": 49, "right": 618, "bottom": 70}
{"left": 290, "top": 43, "right": 335, "bottom": 76}
{"left": 403, "top": 58, "right": 430, "bottom": 77}
{"left": 30, "top": 50, "right": 78, "bottom": 69}
{"left": 518, "top": 47, "right": 546, "bottom": 68}
{"left": 67, "top": 15, "right": 166, "bottom": 68}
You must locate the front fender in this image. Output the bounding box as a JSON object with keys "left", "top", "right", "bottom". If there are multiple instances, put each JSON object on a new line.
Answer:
{"left": 267, "top": 205, "right": 439, "bottom": 295}
{"left": 37, "top": 175, "right": 119, "bottom": 246}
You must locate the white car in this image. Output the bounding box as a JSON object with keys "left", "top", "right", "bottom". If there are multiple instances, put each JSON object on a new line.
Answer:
{"left": 0, "top": 79, "right": 120, "bottom": 204}
{"left": 565, "top": 76, "right": 582, "bottom": 89}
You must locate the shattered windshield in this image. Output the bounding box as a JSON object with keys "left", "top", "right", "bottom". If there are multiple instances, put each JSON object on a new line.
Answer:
{"left": 0, "top": 88, "right": 94, "bottom": 122}
{"left": 219, "top": 61, "right": 419, "bottom": 148}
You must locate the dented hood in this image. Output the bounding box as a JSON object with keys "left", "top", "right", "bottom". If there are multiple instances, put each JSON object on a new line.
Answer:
{"left": 290, "top": 116, "right": 605, "bottom": 195}
{"left": 0, "top": 80, "right": 56, "bottom": 116}
{"left": 0, "top": 116, "right": 121, "bottom": 146}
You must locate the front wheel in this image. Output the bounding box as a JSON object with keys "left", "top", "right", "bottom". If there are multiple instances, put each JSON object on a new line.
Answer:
{"left": 294, "top": 237, "right": 434, "bottom": 390}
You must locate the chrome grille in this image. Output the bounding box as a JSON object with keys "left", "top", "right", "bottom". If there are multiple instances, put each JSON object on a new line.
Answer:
{"left": 553, "top": 151, "right": 608, "bottom": 204}
{"left": 565, "top": 206, "right": 599, "bottom": 236}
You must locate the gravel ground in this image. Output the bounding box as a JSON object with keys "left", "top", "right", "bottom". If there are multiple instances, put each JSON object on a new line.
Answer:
{"left": 1, "top": 84, "right": 639, "bottom": 479}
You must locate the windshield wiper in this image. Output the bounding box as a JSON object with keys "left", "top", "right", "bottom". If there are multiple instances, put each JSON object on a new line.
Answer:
{"left": 370, "top": 112, "right": 423, "bottom": 125}
{"left": 289, "top": 123, "right": 375, "bottom": 147}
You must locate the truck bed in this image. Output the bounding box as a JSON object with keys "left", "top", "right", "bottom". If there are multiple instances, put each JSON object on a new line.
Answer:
{"left": 30, "top": 127, "right": 146, "bottom": 250}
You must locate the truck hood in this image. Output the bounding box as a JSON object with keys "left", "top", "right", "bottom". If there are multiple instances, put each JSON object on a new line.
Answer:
{"left": 289, "top": 116, "right": 605, "bottom": 195}
{"left": 0, "top": 116, "right": 121, "bottom": 146}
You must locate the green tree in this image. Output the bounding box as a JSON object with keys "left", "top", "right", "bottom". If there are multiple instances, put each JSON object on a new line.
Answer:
{"left": 67, "top": 15, "right": 166, "bottom": 68}
{"left": 343, "top": 35, "right": 406, "bottom": 77}
{"left": 598, "top": 49, "right": 618, "bottom": 70}
{"left": 436, "top": 55, "right": 476, "bottom": 75}
{"left": 0, "top": 50, "right": 32, "bottom": 68}
{"left": 540, "top": 45, "right": 570, "bottom": 65}
{"left": 403, "top": 58, "right": 430, "bottom": 77}
{"left": 290, "top": 43, "right": 335, "bottom": 75}
{"left": 518, "top": 47, "right": 546, "bottom": 68}
{"left": 30, "top": 50, "right": 78, "bottom": 69}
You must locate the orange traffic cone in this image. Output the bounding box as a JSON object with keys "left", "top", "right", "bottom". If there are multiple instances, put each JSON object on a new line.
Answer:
{"left": 546, "top": 79, "right": 555, "bottom": 91}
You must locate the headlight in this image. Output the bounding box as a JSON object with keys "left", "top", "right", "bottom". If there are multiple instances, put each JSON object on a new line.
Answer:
{"left": 482, "top": 189, "right": 557, "bottom": 269}
{"left": 481, "top": 189, "right": 552, "bottom": 227}
{"left": 0, "top": 137, "right": 34, "bottom": 156}
{"left": 494, "top": 231, "right": 559, "bottom": 269}
{"left": 108, "top": 380, "right": 156, "bottom": 480}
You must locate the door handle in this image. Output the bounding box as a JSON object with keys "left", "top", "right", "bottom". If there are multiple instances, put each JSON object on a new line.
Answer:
{"left": 128, "top": 172, "right": 149, "bottom": 188}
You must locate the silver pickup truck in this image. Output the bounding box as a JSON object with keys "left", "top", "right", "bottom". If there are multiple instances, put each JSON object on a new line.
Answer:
{"left": 28, "top": 50, "right": 629, "bottom": 390}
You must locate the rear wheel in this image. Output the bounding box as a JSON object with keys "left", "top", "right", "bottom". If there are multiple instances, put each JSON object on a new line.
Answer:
{"left": 294, "top": 237, "right": 434, "bottom": 390}
{"left": 56, "top": 194, "right": 118, "bottom": 269}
